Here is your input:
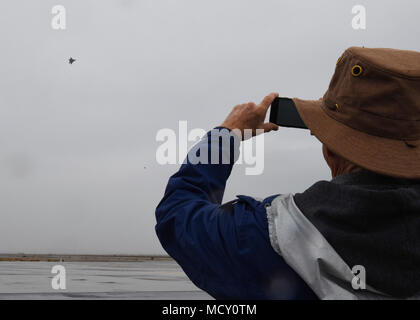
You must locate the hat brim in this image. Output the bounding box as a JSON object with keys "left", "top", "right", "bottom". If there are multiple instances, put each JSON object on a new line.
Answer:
{"left": 293, "top": 98, "right": 420, "bottom": 179}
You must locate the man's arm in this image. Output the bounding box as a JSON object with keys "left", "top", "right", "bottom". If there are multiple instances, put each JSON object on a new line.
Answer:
{"left": 155, "top": 93, "right": 316, "bottom": 299}
{"left": 156, "top": 92, "right": 280, "bottom": 228}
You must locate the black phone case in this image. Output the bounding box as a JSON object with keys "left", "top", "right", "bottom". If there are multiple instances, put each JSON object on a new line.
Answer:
{"left": 269, "top": 97, "right": 307, "bottom": 129}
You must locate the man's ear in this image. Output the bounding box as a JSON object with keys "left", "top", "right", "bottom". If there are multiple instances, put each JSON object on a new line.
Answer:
{"left": 322, "top": 144, "right": 338, "bottom": 174}
{"left": 324, "top": 146, "right": 336, "bottom": 160}
{"left": 322, "top": 144, "right": 334, "bottom": 161}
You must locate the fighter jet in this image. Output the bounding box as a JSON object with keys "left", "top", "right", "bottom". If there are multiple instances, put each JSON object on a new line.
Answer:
{"left": 69, "top": 57, "right": 76, "bottom": 64}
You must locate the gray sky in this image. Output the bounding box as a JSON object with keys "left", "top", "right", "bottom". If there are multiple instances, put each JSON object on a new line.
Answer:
{"left": 0, "top": 0, "right": 419, "bottom": 254}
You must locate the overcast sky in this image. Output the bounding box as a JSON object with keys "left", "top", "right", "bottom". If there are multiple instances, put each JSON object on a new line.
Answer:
{"left": 0, "top": 0, "right": 419, "bottom": 254}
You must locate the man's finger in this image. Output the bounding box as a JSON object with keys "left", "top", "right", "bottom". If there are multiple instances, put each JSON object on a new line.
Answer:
{"left": 258, "top": 92, "right": 279, "bottom": 113}
{"left": 261, "top": 122, "right": 279, "bottom": 133}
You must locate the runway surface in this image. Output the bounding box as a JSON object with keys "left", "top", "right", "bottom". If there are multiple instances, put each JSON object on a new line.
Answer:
{"left": 0, "top": 260, "right": 211, "bottom": 299}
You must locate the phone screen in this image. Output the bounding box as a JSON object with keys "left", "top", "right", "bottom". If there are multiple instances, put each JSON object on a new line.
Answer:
{"left": 269, "top": 97, "right": 307, "bottom": 129}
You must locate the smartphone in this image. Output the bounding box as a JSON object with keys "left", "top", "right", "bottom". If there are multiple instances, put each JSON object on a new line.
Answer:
{"left": 269, "top": 97, "right": 307, "bottom": 129}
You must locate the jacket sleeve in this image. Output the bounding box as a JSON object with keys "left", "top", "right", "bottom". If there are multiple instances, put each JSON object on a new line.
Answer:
{"left": 155, "top": 128, "right": 317, "bottom": 299}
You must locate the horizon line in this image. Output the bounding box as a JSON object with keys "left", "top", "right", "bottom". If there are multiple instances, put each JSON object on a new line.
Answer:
{"left": 0, "top": 253, "right": 172, "bottom": 262}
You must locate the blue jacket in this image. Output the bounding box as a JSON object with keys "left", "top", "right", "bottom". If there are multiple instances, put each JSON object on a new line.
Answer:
{"left": 155, "top": 128, "right": 317, "bottom": 299}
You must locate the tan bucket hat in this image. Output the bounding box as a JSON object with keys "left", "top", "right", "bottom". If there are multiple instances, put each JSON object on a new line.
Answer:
{"left": 294, "top": 47, "right": 420, "bottom": 179}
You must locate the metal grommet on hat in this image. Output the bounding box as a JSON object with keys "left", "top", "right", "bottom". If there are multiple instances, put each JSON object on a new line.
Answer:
{"left": 327, "top": 102, "right": 340, "bottom": 111}
{"left": 351, "top": 65, "right": 363, "bottom": 77}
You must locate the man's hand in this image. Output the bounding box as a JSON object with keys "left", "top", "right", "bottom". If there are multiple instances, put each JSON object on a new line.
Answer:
{"left": 220, "top": 93, "right": 279, "bottom": 140}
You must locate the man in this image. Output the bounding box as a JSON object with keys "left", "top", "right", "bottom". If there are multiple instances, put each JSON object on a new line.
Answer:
{"left": 155, "top": 47, "right": 420, "bottom": 299}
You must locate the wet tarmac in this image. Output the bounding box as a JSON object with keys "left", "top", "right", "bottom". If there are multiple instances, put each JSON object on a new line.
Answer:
{"left": 0, "top": 260, "right": 211, "bottom": 299}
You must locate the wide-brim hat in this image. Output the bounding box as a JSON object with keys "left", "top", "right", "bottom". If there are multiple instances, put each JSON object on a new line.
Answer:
{"left": 294, "top": 47, "right": 420, "bottom": 179}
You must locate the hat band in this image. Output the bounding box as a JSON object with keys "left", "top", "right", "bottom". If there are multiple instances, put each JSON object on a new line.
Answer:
{"left": 322, "top": 99, "right": 420, "bottom": 141}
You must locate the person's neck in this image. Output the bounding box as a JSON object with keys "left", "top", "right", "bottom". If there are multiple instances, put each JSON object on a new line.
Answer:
{"left": 331, "top": 164, "right": 362, "bottom": 178}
